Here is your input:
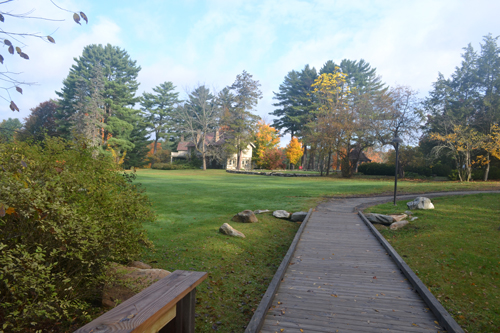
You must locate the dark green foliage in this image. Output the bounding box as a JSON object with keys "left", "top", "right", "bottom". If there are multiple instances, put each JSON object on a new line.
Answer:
{"left": 151, "top": 158, "right": 202, "bottom": 170}
{"left": 358, "top": 162, "right": 395, "bottom": 176}
{"left": 123, "top": 116, "right": 151, "bottom": 169}
{"left": 16, "top": 100, "right": 60, "bottom": 142}
{"left": 320, "top": 59, "right": 386, "bottom": 93}
{"left": 56, "top": 44, "right": 141, "bottom": 156}
{"left": 0, "top": 118, "right": 22, "bottom": 143}
{"left": 0, "top": 137, "right": 154, "bottom": 332}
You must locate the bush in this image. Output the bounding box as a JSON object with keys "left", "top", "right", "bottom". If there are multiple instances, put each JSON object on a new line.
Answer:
{"left": 358, "top": 162, "right": 395, "bottom": 176}
{"left": 488, "top": 166, "right": 500, "bottom": 180}
{"left": 0, "top": 138, "right": 155, "bottom": 332}
{"left": 152, "top": 162, "right": 195, "bottom": 170}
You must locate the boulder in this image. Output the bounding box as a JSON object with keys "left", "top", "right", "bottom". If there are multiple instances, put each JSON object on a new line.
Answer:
{"left": 231, "top": 210, "right": 258, "bottom": 223}
{"left": 407, "top": 197, "right": 434, "bottom": 210}
{"left": 364, "top": 213, "right": 395, "bottom": 226}
{"left": 219, "top": 223, "right": 246, "bottom": 238}
{"left": 291, "top": 211, "right": 308, "bottom": 222}
{"left": 390, "top": 220, "right": 409, "bottom": 230}
{"left": 388, "top": 214, "right": 407, "bottom": 222}
{"left": 103, "top": 263, "right": 170, "bottom": 308}
{"left": 254, "top": 209, "right": 270, "bottom": 214}
{"left": 273, "top": 210, "right": 291, "bottom": 219}
{"left": 128, "top": 261, "right": 152, "bottom": 269}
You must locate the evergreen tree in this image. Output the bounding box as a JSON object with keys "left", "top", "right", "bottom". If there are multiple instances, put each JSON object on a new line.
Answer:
{"left": 56, "top": 44, "right": 141, "bottom": 158}
{"left": 123, "top": 115, "right": 151, "bottom": 169}
{"left": 223, "top": 71, "right": 262, "bottom": 170}
{"left": 140, "top": 81, "right": 180, "bottom": 155}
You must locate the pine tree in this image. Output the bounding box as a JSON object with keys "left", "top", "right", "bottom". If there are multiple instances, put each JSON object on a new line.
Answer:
{"left": 57, "top": 44, "right": 141, "bottom": 158}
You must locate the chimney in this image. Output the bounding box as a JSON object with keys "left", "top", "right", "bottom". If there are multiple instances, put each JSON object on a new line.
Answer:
{"left": 215, "top": 129, "right": 219, "bottom": 142}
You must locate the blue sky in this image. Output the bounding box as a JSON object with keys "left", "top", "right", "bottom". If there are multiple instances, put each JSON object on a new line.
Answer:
{"left": 2, "top": 0, "right": 500, "bottom": 144}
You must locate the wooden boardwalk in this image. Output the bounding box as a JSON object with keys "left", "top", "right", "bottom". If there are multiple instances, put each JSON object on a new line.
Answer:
{"left": 260, "top": 196, "right": 446, "bottom": 333}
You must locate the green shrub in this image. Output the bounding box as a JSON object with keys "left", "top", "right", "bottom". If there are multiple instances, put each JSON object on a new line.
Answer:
{"left": 0, "top": 138, "right": 155, "bottom": 332}
{"left": 358, "top": 162, "right": 395, "bottom": 176}
{"left": 488, "top": 166, "right": 500, "bottom": 180}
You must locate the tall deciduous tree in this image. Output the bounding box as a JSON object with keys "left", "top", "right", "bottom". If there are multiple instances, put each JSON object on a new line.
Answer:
{"left": 57, "top": 44, "right": 141, "bottom": 159}
{"left": 223, "top": 70, "right": 262, "bottom": 170}
{"left": 252, "top": 120, "right": 280, "bottom": 167}
{"left": 140, "top": 81, "right": 180, "bottom": 156}
{"left": 17, "top": 100, "right": 59, "bottom": 142}
{"left": 176, "top": 85, "right": 220, "bottom": 170}
{"left": 0, "top": 117, "right": 21, "bottom": 143}
{"left": 286, "top": 137, "right": 303, "bottom": 168}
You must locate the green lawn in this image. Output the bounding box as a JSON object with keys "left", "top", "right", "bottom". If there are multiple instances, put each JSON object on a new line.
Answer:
{"left": 366, "top": 194, "right": 500, "bottom": 333}
{"left": 134, "top": 169, "right": 499, "bottom": 332}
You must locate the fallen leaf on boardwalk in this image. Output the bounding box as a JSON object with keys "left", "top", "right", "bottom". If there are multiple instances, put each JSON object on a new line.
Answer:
{"left": 376, "top": 294, "right": 379, "bottom": 296}
{"left": 280, "top": 329, "right": 284, "bottom": 332}
{"left": 412, "top": 323, "right": 418, "bottom": 326}
{"left": 277, "top": 302, "right": 282, "bottom": 305}
{"left": 434, "top": 321, "right": 439, "bottom": 325}
{"left": 374, "top": 309, "right": 379, "bottom": 312}
{"left": 300, "top": 330, "right": 303, "bottom": 332}
{"left": 373, "top": 276, "right": 377, "bottom": 279}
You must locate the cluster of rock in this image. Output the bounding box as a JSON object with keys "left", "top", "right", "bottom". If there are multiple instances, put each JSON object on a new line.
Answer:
{"left": 225, "top": 170, "right": 320, "bottom": 177}
{"left": 219, "top": 209, "right": 309, "bottom": 238}
{"left": 365, "top": 197, "right": 434, "bottom": 231}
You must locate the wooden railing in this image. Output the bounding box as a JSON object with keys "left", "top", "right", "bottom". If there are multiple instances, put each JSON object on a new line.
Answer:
{"left": 75, "top": 270, "right": 207, "bottom": 333}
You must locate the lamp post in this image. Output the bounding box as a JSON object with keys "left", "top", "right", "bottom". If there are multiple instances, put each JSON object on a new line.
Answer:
{"left": 392, "top": 136, "right": 403, "bottom": 206}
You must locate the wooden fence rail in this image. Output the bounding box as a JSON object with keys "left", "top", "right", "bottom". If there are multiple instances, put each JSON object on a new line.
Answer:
{"left": 75, "top": 270, "right": 207, "bottom": 333}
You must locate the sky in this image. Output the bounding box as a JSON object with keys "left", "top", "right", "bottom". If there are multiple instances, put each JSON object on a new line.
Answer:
{"left": 1, "top": 0, "right": 500, "bottom": 145}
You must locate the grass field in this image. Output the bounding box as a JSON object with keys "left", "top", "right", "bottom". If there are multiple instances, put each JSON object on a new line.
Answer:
{"left": 366, "top": 194, "right": 500, "bottom": 333}
{"left": 134, "top": 169, "right": 500, "bottom": 332}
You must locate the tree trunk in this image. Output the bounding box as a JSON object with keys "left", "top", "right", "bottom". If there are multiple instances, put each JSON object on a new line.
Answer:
{"left": 202, "top": 152, "right": 207, "bottom": 171}
{"left": 237, "top": 149, "right": 242, "bottom": 170}
{"left": 336, "top": 151, "right": 340, "bottom": 171}
{"left": 484, "top": 153, "right": 490, "bottom": 181}
{"left": 302, "top": 145, "right": 308, "bottom": 170}
{"left": 326, "top": 150, "right": 332, "bottom": 176}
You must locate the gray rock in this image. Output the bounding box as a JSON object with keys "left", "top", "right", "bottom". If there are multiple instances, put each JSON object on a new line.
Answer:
{"left": 404, "top": 210, "right": 413, "bottom": 215}
{"left": 364, "top": 213, "right": 395, "bottom": 226}
{"left": 410, "top": 216, "right": 419, "bottom": 221}
{"left": 219, "top": 223, "right": 246, "bottom": 238}
{"left": 273, "top": 210, "right": 291, "bottom": 219}
{"left": 291, "top": 211, "right": 308, "bottom": 222}
{"left": 407, "top": 197, "right": 434, "bottom": 210}
{"left": 231, "top": 210, "right": 258, "bottom": 223}
{"left": 390, "top": 220, "right": 409, "bottom": 230}
{"left": 254, "top": 209, "right": 270, "bottom": 214}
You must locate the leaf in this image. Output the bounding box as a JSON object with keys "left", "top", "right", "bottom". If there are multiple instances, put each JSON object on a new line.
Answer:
{"left": 73, "top": 13, "right": 81, "bottom": 25}
{"left": 16, "top": 86, "right": 22, "bottom": 94}
{"left": 6, "top": 207, "right": 15, "bottom": 214}
{"left": 47, "top": 36, "right": 56, "bottom": 44}
{"left": 80, "top": 11, "right": 88, "bottom": 24}
{"left": 0, "top": 204, "right": 5, "bottom": 217}
{"left": 0, "top": 54, "right": 3, "bottom": 64}
{"left": 15, "top": 46, "right": 21, "bottom": 54}
{"left": 0, "top": 13, "right": 4, "bottom": 22}
{"left": 10, "top": 100, "right": 19, "bottom": 111}
{"left": 4, "top": 39, "right": 11, "bottom": 46}
{"left": 19, "top": 52, "right": 29, "bottom": 60}
{"left": 8, "top": 45, "right": 13, "bottom": 54}
{"left": 55, "top": 167, "right": 63, "bottom": 173}
{"left": 21, "top": 160, "right": 27, "bottom": 168}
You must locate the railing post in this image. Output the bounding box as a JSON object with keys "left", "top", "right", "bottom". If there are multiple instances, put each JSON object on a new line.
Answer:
{"left": 161, "top": 289, "right": 196, "bottom": 333}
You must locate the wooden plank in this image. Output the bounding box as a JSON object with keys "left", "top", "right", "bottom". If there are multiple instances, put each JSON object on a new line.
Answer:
{"left": 75, "top": 270, "right": 207, "bottom": 333}
{"left": 358, "top": 211, "right": 463, "bottom": 333}
{"left": 244, "top": 209, "right": 313, "bottom": 333}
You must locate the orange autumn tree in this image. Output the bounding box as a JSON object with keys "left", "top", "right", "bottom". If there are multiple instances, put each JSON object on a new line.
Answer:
{"left": 286, "top": 137, "right": 303, "bottom": 168}
{"left": 252, "top": 120, "right": 280, "bottom": 167}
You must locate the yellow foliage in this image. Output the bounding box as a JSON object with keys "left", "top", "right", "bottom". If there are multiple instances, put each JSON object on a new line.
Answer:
{"left": 108, "top": 147, "right": 127, "bottom": 165}
{"left": 254, "top": 120, "right": 280, "bottom": 166}
{"left": 286, "top": 137, "right": 303, "bottom": 165}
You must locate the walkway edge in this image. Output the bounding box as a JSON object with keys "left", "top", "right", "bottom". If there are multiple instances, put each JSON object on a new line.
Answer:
{"left": 358, "top": 211, "right": 464, "bottom": 333}
{"left": 245, "top": 208, "right": 313, "bottom": 333}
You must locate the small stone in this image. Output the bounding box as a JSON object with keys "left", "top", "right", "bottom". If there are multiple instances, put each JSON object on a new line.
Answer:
{"left": 390, "top": 220, "right": 409, "bottom": 230}
{"left": 291, "top": 211, "right": 308, "bottom": 222}
{"left": 407, "top": 197, "right": 434, "bottom": 210}
{"left": 231, "top": 210, "right": 258, "bottom": 223}
{"left": 273, "top": 210, "right": 291, "bottom": 219}
{"left": 219, "top": 223, "right": 245, "bottom": 238}
{"left": 404, "top": 210, "right": 413, "bottom": 215}
{"left": 410, "top": 216, "right": 419, "bottom": 221}
{"left": 254, "top": 209, "right": 270, "bottom": 214}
